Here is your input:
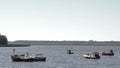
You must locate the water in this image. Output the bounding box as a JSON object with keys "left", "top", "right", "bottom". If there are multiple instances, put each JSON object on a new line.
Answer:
{"left": 0, "top": 45, "right": 120, "bottom": 68}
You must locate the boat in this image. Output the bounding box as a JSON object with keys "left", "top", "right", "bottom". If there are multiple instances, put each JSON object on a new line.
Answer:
{"left": 83, "top": 52, "right": 100, "bottom": 59}
{"left": 11, "top": 54, "right": 46, "bottom": 62}
{"left": 67, "top": 50, "right": 74, "bottom": 54}
{"left": 11, "top": 49, "right": 46, "bottom": 62}
{"left": 102, "top": 49, "right": 114, "bottom": 56}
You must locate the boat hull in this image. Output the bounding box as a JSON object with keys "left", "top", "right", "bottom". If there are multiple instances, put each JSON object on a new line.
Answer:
{"left": 11, "top": 55, "right": 46, "bottom": 62}
{"left": 102, "top": 50, "right": 114, "bottom": 56}
{"left": 102, "top": 53, "right": 114, "bottom": 56}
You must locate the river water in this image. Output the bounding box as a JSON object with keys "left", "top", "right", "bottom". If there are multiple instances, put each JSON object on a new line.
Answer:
{"left": 0, "top": 45, "right": 120, "bottom": 68}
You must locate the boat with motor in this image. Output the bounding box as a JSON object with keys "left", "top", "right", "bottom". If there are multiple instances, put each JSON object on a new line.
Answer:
{"left": 11, "top": 54, "right": 46, "bottom": 62}
{"left": 11, "top": 49, "right": 46, "bottom": 62}
{"left": 67, "top": 50, "right": 74, "bottom": 54}
{"left": 102, "top": 49, "right": 114, "bottom": 56}
{"left": 83, "top": 52, "right": 100, "bottom": 59}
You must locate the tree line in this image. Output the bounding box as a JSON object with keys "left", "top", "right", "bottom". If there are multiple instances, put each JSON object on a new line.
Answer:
{"left": 0, "top": 34, "right": 8, "bottom": 45}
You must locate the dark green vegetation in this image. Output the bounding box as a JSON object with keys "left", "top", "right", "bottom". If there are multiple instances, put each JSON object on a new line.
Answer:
{"left": 0, "top": 34, "right": 30, "bottom": 47}
{"left": 0, "top": 34, "right": 8, "bottom": 45}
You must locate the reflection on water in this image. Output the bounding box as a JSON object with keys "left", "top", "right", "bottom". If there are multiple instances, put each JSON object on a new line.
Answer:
{"left": 0, "top": 45, "right": 120, "bottom": 68}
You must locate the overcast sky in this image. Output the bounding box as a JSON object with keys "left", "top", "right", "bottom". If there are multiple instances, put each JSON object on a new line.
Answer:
{"left": 0, "top": 0, "right": 120, "bottom": 41}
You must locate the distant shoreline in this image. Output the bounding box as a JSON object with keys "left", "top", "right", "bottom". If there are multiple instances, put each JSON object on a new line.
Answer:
{"left": 0, "top": 44, "right": 30, "bottom": 47}
{"left": 30, "top": 44, "right": 120, "bottom": 46}
{"left": 0, "top": 44, "right": 120, "bottom": 47}
{"left": 7, "top": 40, "right": 120, "bottom": 47}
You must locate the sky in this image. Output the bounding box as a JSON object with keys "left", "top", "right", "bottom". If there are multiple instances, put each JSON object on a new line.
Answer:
{"left": 0, "top": 0, "right": 120, "bottom": 41}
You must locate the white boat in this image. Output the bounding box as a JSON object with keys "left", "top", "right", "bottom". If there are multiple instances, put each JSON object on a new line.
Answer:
{"left": 83, "top": 52, "right": 100, "bottom": 59}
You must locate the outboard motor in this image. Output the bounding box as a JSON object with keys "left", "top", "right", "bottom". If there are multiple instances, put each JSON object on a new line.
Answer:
{"left": 110, "top": 49, "right": 114, "bottom": 55}
{"left": 94, "top": 52, "right": 100, "bottom": 59}
{"left": 67, "top": 50, "right": 74, "bottom": 54}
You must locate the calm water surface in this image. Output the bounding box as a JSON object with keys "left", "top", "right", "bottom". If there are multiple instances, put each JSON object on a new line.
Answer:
{"left": 0, "top": 45, "right": 120, "bottom": 68}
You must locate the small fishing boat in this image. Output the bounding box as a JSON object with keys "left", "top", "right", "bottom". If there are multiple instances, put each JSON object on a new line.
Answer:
{"left": 102, "top": 49, "right": 114, "bottom": 56}
{"left": 67, "top": 50, "right": 74, "bottom": 54}
{"left": 11, "top": 54, "right": 46, "bottom": 62}
{"left": 11, "top": 49, "right": 46, "bottom": 62}
{"left": 83, "top": 52, "right": 100, "bottom": 59}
